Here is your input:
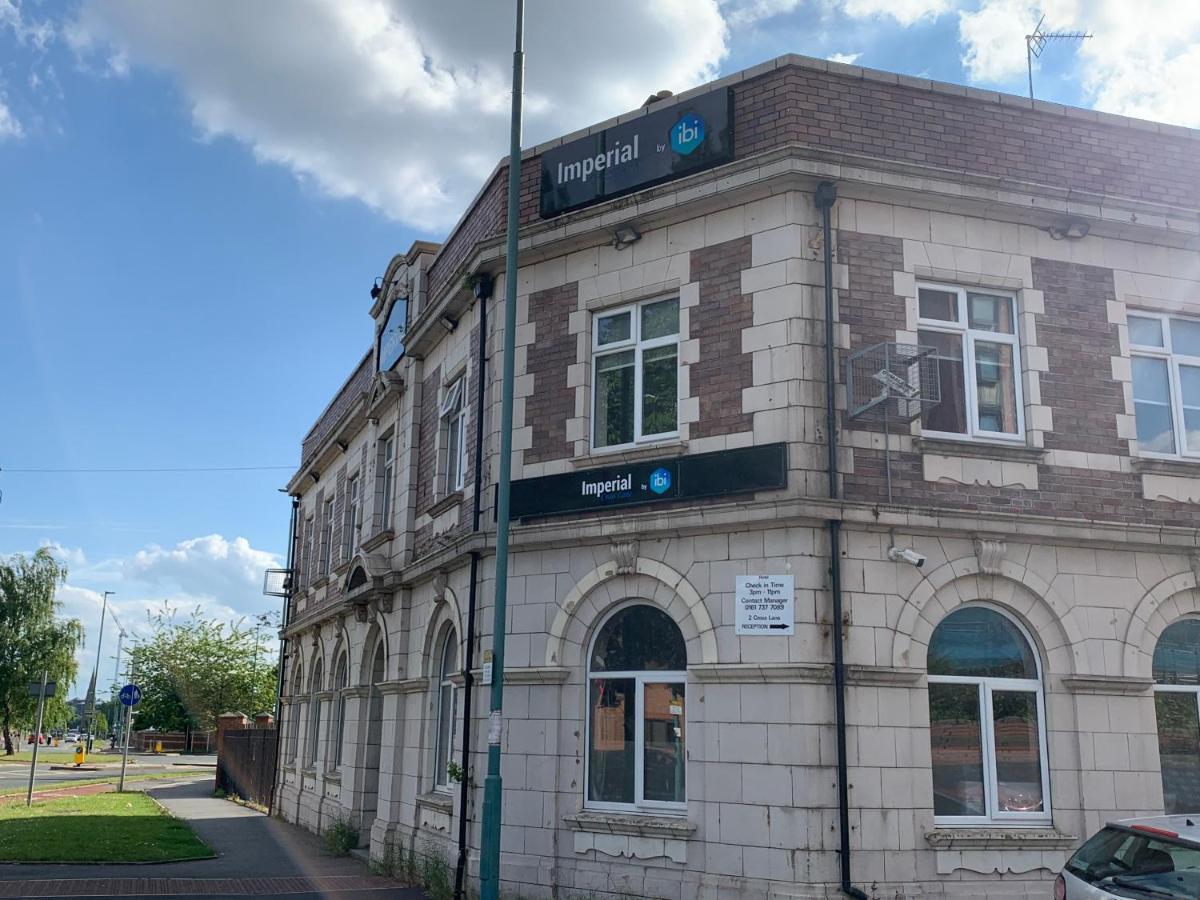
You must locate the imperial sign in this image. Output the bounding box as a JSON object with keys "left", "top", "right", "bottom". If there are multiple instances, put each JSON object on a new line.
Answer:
{"left": 539, "top": 87, "right": 734, "bottom": 218}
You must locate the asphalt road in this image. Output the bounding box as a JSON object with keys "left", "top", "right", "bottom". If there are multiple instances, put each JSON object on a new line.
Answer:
{"left": 0, "top": 752, "right": 216, "bottom": 791}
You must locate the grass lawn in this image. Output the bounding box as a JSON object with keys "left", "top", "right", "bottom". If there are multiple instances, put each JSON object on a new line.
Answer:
{"left": 0, "top": 749, "right": 79, "bottom": 763}
{"left": 0, "top": 791, "right": 215, "bottom": 863}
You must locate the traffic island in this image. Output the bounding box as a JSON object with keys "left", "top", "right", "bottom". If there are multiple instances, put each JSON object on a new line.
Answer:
{"left": 47, "top": 764, "right": 103, "bottom": 771}
{"left": 0, "top": 791, "right": 215, "bottom": 863}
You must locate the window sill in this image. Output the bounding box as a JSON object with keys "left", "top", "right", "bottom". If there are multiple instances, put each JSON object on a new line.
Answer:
{"left": 360, "top": 529, "right": 393, "bottom": 552}
{"left": 324, "top": 769, "right": 341, "bottom": 783}
{"left": 417, "top": 790, "right": 454, "bottom": 813}
{"left": 571, "top": 439, "right": 687, "bottom": 469}
{"left": 925, "top": 826, "right": 1075, "bottom": 850}
{"left": 564, "top": 810, "right": 695, "bottom": 840}
{"left": 1131, "top": 456, "right": 1200, "bottom": 476}
{"left": 427, "top": 491, "right": 464, "bottom": 517}
{"left": 916, "top": 436, "right": 1045, "bottom": 463}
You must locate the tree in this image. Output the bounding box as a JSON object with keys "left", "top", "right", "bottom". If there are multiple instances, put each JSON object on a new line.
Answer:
{"left": 130, "top": 605, "right": 278, "bottom": 740}
{"left": 0, "top": 549, "right": 84, "bottom": 755}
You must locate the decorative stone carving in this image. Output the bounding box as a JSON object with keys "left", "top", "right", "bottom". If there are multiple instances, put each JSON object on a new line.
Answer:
{"left": 973, "top": 538, "right": 1007, "bottom": 575}
{"left": 377, "top": 593, "right": 394, "bottom": 614}
{"left": 432, "top": 571, "right": 449, "bottom": 605}
{"left": 353, "top": 599, "right": 370, "bottom": 624}
{"left": 612, "top": 540, "right": 639, "bottom": 575}
{"left": 1191, "top": 552, "right": 1200, "bottom": 585}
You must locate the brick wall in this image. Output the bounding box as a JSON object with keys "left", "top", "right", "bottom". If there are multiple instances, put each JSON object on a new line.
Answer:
{"left": 415, "top": 365, "right": 441, "bottom": 526}
{"left": 300, "top": 352, "right": 373, "bottom": 468}
{"left": 1032, "top": 258, "right": 1127, "bottom": 456}
{"left": 837, "top": 230, "right": 909, "bottom": 437}
{"left": 524, "top": 283, "right": 578, "bottom": 463}
{"left": 690, "top": 237, "right": 754, "bottom": 439}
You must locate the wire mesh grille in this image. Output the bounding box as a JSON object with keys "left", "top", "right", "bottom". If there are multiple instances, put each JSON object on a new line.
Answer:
{"left": 263, "top": 568, "right": 293, "bottom": 598}
{"left": 846, "top": 342, "right": 941, "bottom": 422}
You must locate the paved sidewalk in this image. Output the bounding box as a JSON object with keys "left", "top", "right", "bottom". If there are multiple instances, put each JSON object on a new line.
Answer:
{"left": 0, "top": 778, "right": 427, "bottom": 898}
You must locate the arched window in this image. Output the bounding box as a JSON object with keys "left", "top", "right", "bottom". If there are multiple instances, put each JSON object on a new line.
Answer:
{"left": 289, "top": 661, "right": 304, "bottom": 763}
{"left": 331, "top": 652, "right": 349, "bottom": 769}
{"left": 927, "top": 605, "right": 1049, "bottom": 824}
{"left": 434, "top": 627, "right": 458, "bottom": 790}
{"left": 1153, "top": 618, "right": 1200, "bottom": 814}
{"left": 587, "top": 604, "right": 686, "bottom": 811}
{"left": 307, "top": 658, "right": 324, "bottom": 767}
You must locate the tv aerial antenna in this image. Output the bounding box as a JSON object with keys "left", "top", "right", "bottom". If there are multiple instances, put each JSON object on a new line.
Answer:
{"left": 1026, "top": 14, "right": 1092, "bottom": 101}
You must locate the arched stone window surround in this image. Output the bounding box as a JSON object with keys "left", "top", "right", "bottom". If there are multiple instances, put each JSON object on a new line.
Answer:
{"left": 432, "top": 622, "right": 459, "bottom": 791}
{"left": 1123, "top": 569, "right": 1200, "bottom": 680}
{"left": 544, "top": 558, "right": 716, "bottom": 670}
{"left": 359, "top": 621, "right": 389, "bottom": 686}
{"left": 307, "top": 656, "right": 325, "bottom": 767}
{"left": 892, "top": 556, "right": 1080, "bottom": 677}
{"left": 288, "top": 657, "right": 304, "bottom": 763}
{"left": 420, "top": 585, "right": 463, "bottom": 679}
{"left": 330, "top": 649, "right": 350, "bottom": 769}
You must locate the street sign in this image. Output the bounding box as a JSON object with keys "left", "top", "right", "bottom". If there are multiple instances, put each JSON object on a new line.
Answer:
{"left": 118, "top": 684, "right": 142, "bottom": 707}
{"left": 27, "top": 682, "right": 55, "bottom": 697}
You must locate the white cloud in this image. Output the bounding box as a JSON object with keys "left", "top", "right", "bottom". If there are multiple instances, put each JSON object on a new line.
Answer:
{"left": 0, "top": 96, "right": 21, "bottom": 139}
{"left": 38, "top": 534, "right": 283, "bottom": 696}
{"left": 67, "top": 0, "right": 727, "bottom": 231}
{"left": 958, "top": 0, "right": 1200, "bottom": 127}
{"left": 828, "top": 52, "right": 862, "bottom": 64}
{"left": 843, "top": 0, "right": 952, "bottom": 26}
{"left": 721, "top": 0, "right": 802, "bottom": 28}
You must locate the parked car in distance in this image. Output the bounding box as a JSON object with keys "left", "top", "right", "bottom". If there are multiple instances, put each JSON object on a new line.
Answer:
{"left": 1057, "top": 815, "right": 1200, "bottom": 898}
{"left": 64, "top": 732, "right": 80, "bottom": 743}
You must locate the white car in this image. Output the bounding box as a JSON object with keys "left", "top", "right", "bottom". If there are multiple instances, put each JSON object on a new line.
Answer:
{"left": 1057, "top": 815, "right": 1200, "bottom": 899}
{"left": 65, "top": 732, "right": 80, "bottom": 743}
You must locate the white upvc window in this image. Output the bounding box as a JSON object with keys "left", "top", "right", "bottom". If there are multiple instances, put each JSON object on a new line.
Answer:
{"left": 1151, "top": 618, "right": 1200, "bottom": 815}
{"left": 320, "top": 498, "right": 334, "bottom": 576}
{"left": 917, "top": 284, "right": 1024, "bottom": 442}
{"left": 1128, "top": 312, "right": 1200, "bottom": 459}
{"left": 346, "top": 474, "right": 361, "bottom": 557}
{"left": 592, "top": 297, "right": 680, "bottom": 451}
{"left": 440, "top": 378, "right": 468, "bottom": 493}
{"left": 378, "top": 435, "right": 395, "bottom": 529}
{"left": 433, "top": 627, "right": 458, "bottom": 791}
{"left": 585, "top": 604, "right": 687, "bottom": 813}
{"left": 927, "top": 605, "right": 1051, "bottom": 827}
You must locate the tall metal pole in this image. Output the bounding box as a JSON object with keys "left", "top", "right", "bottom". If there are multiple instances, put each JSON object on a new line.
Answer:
{"left": 88, "top": 591, "right": 113, "bottom": 753}
{"left": 479, "top": 2, "right": 523, "bottom": 897}
{"left": 25, "top": 671, "right": 48, "bottom": 807}
{"left": 118, "top": 658, "right": 134, "bottom": 792}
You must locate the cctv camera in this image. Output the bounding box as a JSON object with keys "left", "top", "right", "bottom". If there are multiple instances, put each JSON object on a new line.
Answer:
{"left": 887, "top": 546, "right": 926, "bottom": 568}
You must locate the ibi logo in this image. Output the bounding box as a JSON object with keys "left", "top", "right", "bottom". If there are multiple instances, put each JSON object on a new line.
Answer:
{"left": 670, "top": 113, "right": 705, "bottom": 156}
{"left": 649, "top": 467, "right": 672, "bottom": 495}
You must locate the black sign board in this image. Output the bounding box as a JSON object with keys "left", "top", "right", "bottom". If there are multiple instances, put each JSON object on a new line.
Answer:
{"left": 27, "top": 682, "right": 55, "bottom": 698}
{"left": 539, "top": 87, "right": 734, "bottom": 219}
{"left": 508, "top": 443, "right": 786, "bottom": 520}
{"left": 378, "top": 297, "right": 408, "bottom": 372}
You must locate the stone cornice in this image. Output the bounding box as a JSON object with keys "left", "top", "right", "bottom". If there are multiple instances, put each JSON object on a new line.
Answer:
{"left": 378, "top": 678, "right": 426, "bottom": 696}
{"left": 925, "top": 827, "right": 1076, "bottom": 850}
{"left": 1059, "top": 674, "right": 1155, "bottom": 695}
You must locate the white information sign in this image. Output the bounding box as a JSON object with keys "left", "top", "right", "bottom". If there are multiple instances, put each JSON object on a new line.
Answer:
{"left": 735, "top": 574, "right": 795, "bottom": 635}
{"left": 482, "top": 649, "right": 494, "bottom": 686}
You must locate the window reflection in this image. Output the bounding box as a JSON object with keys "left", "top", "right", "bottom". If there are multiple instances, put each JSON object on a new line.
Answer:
{"left": 930, "top": 683, "right": 985, "bottom": 817}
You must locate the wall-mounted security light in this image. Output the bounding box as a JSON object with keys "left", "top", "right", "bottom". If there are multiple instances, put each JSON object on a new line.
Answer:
{"left": 612, "top": 224, "right": 642, "bottom": 250}
{"left": 1046, "top": 220, "right": 1090, "bottom": 241}
{"left": 439, "top": 315, "right": 459, "bottom": 333}
{"left": 887, "top": 545, "right": 926, "bottom": 568}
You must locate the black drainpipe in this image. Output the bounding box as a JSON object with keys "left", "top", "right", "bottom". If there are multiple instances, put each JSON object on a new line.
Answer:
{"left": 815, "top": 181, "right": 868, "bottom": 900}
{"left": 268, "top": 495, "right": 299, "bottom": 819}
{"left": 455, "top": 273, "right": 491, "bottom": 900}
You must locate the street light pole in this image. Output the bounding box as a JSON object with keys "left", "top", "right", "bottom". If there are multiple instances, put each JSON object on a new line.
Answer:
{"left": 25, "top": 671, "right": 48, "bottom": 807}
{"left": 479, "top": 2, "right": 524, "bottom": 898}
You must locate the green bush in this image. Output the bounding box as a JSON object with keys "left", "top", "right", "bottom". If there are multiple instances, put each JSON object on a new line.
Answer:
{"left": 323, "top": 817, "right": 359, "bottom": 857}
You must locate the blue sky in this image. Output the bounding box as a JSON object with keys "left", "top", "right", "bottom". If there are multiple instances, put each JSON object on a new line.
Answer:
{"left": 1, "top": 0, "right": 1196, "bottom": 694}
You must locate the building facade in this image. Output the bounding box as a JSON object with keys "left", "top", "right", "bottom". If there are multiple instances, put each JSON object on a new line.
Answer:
{"left": 274, "top": 53, "right": 1200, "bottom": 899}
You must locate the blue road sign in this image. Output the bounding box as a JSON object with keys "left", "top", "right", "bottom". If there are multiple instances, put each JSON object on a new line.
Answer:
{"left": 118, "top": 684, "right": 142, "bottom": 707}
